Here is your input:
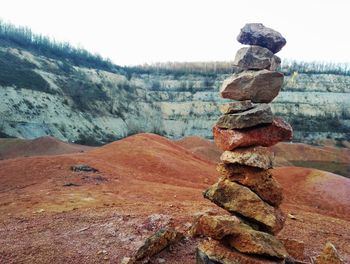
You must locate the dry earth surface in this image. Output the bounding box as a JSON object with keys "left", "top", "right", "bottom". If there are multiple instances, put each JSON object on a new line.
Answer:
{"left": 0, "top": 134, "right": 349, "bottom": 263}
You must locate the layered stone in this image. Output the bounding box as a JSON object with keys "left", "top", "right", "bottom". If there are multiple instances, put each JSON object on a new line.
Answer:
{"left": 219, "top": 100, "right": 255, "bottom": 114}
{"left": 220, "top": 147, "right": 274, "bottom": 170}
{"left": 213, "top": 117, "right": 293, "bottom": 151}
{"left": 217, "top": 163, "right": 283, "bottom": 206}
{"left": 233, "top": 46, "right": 281, "bottom": 71}
{"left": 204, "top": 179, "right": 285, "bottom": 234}
{"left": 197, "top": 240, "right": 286, "bottom": 264}
{"left": 216, "top": 104, "right": 273, "bottom": 129}
{"left": 191, "top": 214, "right": 288, "bottom": 259}
{"left": 220, "top": 70, "right": 283, "bottom": 103}
{"left": 190, "top": 214, "right": 241, "bottom": 240}
{"left": 237, "top": 23, "right": 286, "bottom": 54}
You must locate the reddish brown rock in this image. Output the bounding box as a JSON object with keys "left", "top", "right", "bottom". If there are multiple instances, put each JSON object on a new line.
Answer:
{"left": 220, "top": 70, "right": 283, "bottom": 103}
{"left": 219, "top": 100, "right": 255, "bottom": 114}
{"left": 213, "top": 117, "right": 293, "bottom": 151}
{"left": 191, "top": 214, "right": 288, "bottom": 259}
{"left": 217, "top": 163, "right": 283, "bottom": 206}
{"left": 220, "top": 146, "right": 274, "bottom": 170}
{"left": 197, "top": 240, "right": 285, "bottom": 264}
{"left": 203, "top": 179, "right": 285, "bottom": 234}
{"left": 280, "top": 238, "right": 306, "bottom": 263}
{"left": 315, "top": 242, "right": 345, "bottom": 264}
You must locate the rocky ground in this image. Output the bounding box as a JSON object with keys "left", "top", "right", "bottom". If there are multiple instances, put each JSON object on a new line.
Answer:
{"left": 0, "top": 133, "right": 349, "bottom": 263}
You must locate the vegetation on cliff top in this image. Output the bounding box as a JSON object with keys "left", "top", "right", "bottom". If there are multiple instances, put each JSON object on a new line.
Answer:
{"left": 1, "top": 20, "right": 350, "bottom": 78}
{"left": 0, "top": 20, "right": 119, "bottom": 73}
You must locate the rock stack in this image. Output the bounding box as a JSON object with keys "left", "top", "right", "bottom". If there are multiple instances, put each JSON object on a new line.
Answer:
{"left": 192, "top": 23, "right": 294, "bottom": 263}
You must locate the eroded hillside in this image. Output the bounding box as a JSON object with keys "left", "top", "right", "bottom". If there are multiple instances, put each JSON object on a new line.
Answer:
{"left": 0, "top": 46, "right": 349, "bottom": 145}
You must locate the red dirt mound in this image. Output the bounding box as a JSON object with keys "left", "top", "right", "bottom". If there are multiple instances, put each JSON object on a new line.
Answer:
{"left": 0, "top": 136, "right": 94, "bottom": 160}
{"left": 271, "top": 142, "right": 350, "bottom": 163}
{"left": 0, "top": 133, "right": 349, "bottom": 263}
{"left": 175, "top": 136, "right": 350, "bottom": 176}
{"left": 175, "top": 136, "right": 221, "bottom": 163}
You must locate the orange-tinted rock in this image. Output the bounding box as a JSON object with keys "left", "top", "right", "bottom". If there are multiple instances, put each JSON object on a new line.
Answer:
{"left": 191, "top": 214, "right": 288, "bottom": 259}
{"left": 220, "top": 147, "right": 274, "bottom": 170}
{"left": 280, "top": 238, "right": 306, "bottom": 262}
{"left": 204, "top": 179, "right": 285, "bottom": 234}
{"left": 213, "top": 117, "right": 293, "bottom": 151}
{"left": 190, "top": 214, "right": 241, "bottom": 240}
{"left": 217, "top": 163, "right": 283, "bottom": 206}
{"left": 197, "top": 240, "right": 285, "bottom": 264}
{"left": 315, "top": 242, "right": 345, "bottom": 264}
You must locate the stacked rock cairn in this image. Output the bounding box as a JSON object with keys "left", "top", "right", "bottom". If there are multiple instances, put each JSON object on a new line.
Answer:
{"left": 191, "top": 23, "right": 294, "bottom": 263}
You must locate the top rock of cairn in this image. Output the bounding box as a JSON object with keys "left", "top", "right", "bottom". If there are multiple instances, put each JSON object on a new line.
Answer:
{"left": 237, "top": 23, "right": 286, "bottom": 54}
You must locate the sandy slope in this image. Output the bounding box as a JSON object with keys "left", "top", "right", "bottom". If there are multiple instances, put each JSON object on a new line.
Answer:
{"left": 0, "top": 133, "right": 349, "bottom": 263}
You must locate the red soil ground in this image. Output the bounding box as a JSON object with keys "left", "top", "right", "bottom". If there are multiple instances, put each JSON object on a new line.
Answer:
{"left": 0, "top": 133, "right": 349, "bottom": 263}
{"left": 0, "top": 136, "right": 93, "bottom": 160}
{"left": 176, "top": 136, "right": 350, "bottom": 170}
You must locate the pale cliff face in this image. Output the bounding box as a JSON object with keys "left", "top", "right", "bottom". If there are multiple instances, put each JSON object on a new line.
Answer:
{"left": 0, "top": 47, "right": 349, "bottom": 145}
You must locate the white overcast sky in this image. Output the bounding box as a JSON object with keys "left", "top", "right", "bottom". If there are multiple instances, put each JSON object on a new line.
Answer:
{"left": 1, "top": 0, "right": 349, "bottom": 65}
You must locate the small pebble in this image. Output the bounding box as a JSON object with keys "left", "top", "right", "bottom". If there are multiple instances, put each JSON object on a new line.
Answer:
{"left": 121, "top": 257, "right": 131, "bottom": 264}
{"left": 288, "top": 213, "right": 297, "bottom": 220}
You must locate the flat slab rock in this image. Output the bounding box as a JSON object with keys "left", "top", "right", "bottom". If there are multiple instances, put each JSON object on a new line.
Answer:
{"left": 197, "top": 240, "right": 286, "bottom": 264}
{"left": 237, "top": 23, "right": 286, "bottom": 54}
{"left": 191, "top": 214, "right": 288, "bottom": 259}
{"left": 213, "top": 117, "right": 293, "bottom": 151}
{"left": 204, "top": 179, "right": 285, "bottom": 234}
{"left": 220, "top": 146, "right": 274, "bottom": 170}
{"left": 219, "top": 100, "right": 255, "bottom": 114}
{"left": 217, "top": 163, "right": 283, "bottom": 206}
{"left": 220, "top": 70, "right": 283, "bottom": 103}
{"left": 233, "top": 45, "right": 281, "bottom": 71}
{"left": 216, "top": 104, "right": 273, "bottom": 129}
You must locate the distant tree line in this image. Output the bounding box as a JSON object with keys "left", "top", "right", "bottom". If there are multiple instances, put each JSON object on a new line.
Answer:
{"left": 127, "top": 61, "right": 233, "bottom": 77}
{"left": 130, "top": 60, "right": 350, "bottom": 77}
{"left": 280, "top": 60, "right": 350, "bottom": 76}
{"left": 0, "top": 20, "right": 120, "bottom": 73}
{"left": 1, "top": 20, "right": 349, "bottom": 77}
